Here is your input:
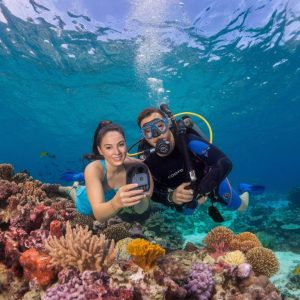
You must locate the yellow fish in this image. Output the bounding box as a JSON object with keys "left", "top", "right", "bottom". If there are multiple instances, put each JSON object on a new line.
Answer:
{"left": 39, "top": 152, "right": 56, "bottom": 158}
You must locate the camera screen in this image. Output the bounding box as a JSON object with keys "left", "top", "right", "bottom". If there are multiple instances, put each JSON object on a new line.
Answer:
{"left": 132, "top": 173, "right": 148, "bottom": 186}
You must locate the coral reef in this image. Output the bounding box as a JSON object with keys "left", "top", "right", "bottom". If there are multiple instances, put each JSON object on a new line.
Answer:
{"left": 229, "top": 231, "right": 261, "bottom": 253}
{"left": 223, "top": 250, "right": 246, "bottom": 266}
{"left": 45, "top": 269, "right": 134, "bottom": 300}
{"left": 116, "top": 237, "right": 133, "bottom": 261}
{"left": 127, "top": 238, "right": 165, "bottom": 271}
{"left": 246, "top": 246, "right": 280, "bottom": 277}
{"left": 184, "top": 262, "right": 214, "bottom": 300}
{"left": 203, "top": 226, "right": 234, "bottom": 258}
{"left": 45, "top": 221, "right": 117, "bottom": 272}
{"left": 19, "top": 248, "right": 55, "bottom": 286}
{"left": 0, "top": 163, "right": 13, "bottom": 180}
{"left": 102, "top": 222, "right": 131, "bottom": 242}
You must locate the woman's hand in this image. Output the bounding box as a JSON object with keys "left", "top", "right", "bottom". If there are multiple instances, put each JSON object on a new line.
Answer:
{"left": 112, "top": 184, "right": 145, "bottom": 209}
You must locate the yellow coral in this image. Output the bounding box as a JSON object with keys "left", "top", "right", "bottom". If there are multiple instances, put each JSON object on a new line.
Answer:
{"left": 293, "top": 265, "right": 300, "bottom": 276}
{"left": 223, "top": 250, "right": 246, "bottom": 266}
{"left": 229, "top": 232, "right": 261, "bottom": 253}
{"left": 204, "top": 226, "right": 234, "bottom": 251}
{"left": 127, "top": 238, "right": 165, "bottom": 271}
{"left": 245, "top": 246, "right": 279, "bottom": 277}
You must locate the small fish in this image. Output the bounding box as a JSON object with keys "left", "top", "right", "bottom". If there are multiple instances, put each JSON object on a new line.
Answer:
{"left": 39, "top": 152, "right": 56, "bottom": 159}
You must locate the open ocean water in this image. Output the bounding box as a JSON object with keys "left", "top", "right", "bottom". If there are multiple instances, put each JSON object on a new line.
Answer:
{"left": 0, "top": 0, "right": 300, "bottom": 299}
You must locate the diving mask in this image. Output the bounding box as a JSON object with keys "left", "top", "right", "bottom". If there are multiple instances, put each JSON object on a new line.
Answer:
{"left": 141, "top": 118, "right": 169, "bottom": 139}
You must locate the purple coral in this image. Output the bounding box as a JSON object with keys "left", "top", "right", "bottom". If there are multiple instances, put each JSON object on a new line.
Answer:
{"left": 44, "top": 270, "right": 134, "bottom": 300}
{"left": 184, "top": 262, "right": 214, "bottom": 300}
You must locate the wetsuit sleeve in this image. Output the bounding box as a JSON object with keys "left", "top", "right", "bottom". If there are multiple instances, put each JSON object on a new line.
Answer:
{"left": 151, "top": 178, "right": 183, "bottom": 211}
{"left": 187, "top": 134, "right": 233, "bottom": 194}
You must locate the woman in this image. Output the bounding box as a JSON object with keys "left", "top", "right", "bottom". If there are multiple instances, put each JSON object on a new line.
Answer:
{"left": 65, "top": 120, "right": 153, "bottom": 222}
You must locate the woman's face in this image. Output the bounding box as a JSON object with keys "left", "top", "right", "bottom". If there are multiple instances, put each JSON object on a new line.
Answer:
{"left": 98, "top": 131, "right": 127, "bottom": 166}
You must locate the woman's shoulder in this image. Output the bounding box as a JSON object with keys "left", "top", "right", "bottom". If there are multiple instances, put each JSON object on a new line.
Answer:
{"left": 84, "top": 160, "right": 104, "bottom": 177}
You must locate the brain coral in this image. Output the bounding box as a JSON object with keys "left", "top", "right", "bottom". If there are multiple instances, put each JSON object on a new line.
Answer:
{"left": 229, "top": 232, "right": 261, "bottom": 253}
{"left": 245, "top": 247, "right": 279, "bottom": 277}
{"left": 204, "top": 226, "right": 234, "bottom": 251}
{"left": 223, "top": 250, "right": 246, "bottom": 266}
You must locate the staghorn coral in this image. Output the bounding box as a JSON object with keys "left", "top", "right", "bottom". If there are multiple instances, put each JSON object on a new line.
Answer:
{"left": 45, "top": 221, "right": 117, "bottom": 273}
{"left": 127, "top": 238, "right": 165, "bottom": 271}
{"left": 19, "top": 248, "right": 56, "bottom": 287}
{"left": 0, "top": 163, "right": 13, "bottom": 180}
{"left": 245, "top": 246, "right": 279, "bottom": 277}
{"left": 102, "top": 223, "right": 131, "bottom": 242}
{"left": 184, "top": 262, "right": 215, "bottom": 300}
{"left": 229, "top": 231, "right": 261, "bottom": 253}
{"left": 223, "top": 250, "right": 246, "bottom": 266}
{"left": 204, "top": 226, "right": 234, "bottom": 256}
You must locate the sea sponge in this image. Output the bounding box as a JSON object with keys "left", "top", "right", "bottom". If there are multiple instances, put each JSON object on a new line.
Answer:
{"left": 229, "top": 232, "right": 261, "bottom": 253}
{"left": 45, "top": 221, "right": 117, "bottom": 273}
{"left": 245, "top": 247, "right": 279, "bottom": 277}
{"left": 127, "top": 238, "right": 165, "bottom": 271}
{"left": 203, "top": 226, "right": 234, "bottom": 252}
{"left": 223, "top": 250, "right": 246, "bottom": 266}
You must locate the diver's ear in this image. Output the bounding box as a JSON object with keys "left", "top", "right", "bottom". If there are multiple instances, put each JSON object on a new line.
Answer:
{"left": 97, "top": 146, "right": 103, "bottom": 155}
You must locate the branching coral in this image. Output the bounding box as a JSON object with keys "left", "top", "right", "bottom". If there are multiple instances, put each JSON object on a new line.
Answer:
{"left": 45, "top": 221, "right": 117, "bottom": 273}
{"left": 127, "top": 238, "right": 165, "bottom": 271}
{"left": 229, "top": 232, "right": 261, "bottom": 253}
{"left": 223, "top": 250, "right": 246, "bottom": 266}
{"left": 245, "top": 246, "right": 279, "bottom": 277}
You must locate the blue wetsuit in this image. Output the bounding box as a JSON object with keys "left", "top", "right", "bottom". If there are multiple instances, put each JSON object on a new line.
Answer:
{"left": 144, "top": 133, "right": 241, "bottom": 211}
{"left": 76, "top": 160, "right": 117, "bottom": 216}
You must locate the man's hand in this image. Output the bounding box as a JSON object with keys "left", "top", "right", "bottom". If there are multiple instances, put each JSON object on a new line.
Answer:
{"left": 171, "top": 182, "right": 194, "bottom": 205}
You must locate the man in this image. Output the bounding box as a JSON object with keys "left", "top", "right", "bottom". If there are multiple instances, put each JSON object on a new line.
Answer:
{"left": 136, "top": 107, "right": 248, "bottom": 215}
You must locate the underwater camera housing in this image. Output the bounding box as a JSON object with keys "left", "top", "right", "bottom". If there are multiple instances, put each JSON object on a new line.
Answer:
{"left": 126, "top": 163, "right": 150, "bottom": 192}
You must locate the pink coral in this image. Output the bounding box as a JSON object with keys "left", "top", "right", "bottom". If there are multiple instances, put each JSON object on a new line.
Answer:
{"left": 0, "top": 179, "right": 19, "bottom": 202}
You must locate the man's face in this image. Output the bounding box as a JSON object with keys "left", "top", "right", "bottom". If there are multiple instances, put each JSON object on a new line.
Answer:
{"left": 140, "top": 112, "right": 174, "bottom": 149}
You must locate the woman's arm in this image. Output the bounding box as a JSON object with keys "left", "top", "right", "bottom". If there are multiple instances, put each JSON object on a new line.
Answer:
{"left": 85, "top": 161, "right": 145, "bottom": 222}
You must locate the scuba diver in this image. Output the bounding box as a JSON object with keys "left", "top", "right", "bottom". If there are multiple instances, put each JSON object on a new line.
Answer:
{"left": 132, "top": 105, "right": 249, "bottom": 221}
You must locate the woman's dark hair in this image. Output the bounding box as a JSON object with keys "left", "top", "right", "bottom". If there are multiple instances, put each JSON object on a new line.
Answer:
{"left": 83, "top": 120, "right": 125, "bottom": 161}
{"left": 137, "top": 107, "right": 166, "bottom": 127}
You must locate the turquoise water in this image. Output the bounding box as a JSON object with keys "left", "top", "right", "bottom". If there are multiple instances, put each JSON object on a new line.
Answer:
{"left": 0, "top": 0, "right": 300, "bottom": 194}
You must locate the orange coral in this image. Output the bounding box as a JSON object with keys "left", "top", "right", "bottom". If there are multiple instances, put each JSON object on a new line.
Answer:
{"left": 245, "top": 246, "right": 279, "bottom": 277}
{"left": 19, "top": 248, "right": 56, "bottom": 286}
{"left": 204, "top": 226, "right": 234, "bottom": 253}
{"left": 127, "top": 238, "right": 165, "bottom": 271}
{"left": 229, "top": 232, "right": 261, "bottom": 253}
